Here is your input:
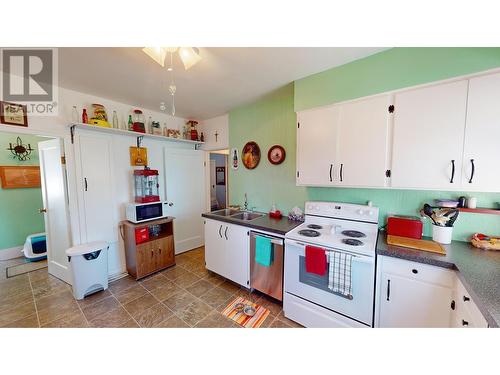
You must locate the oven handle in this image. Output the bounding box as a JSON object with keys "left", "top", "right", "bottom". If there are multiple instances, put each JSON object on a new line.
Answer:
{"left": 286, "top": 240, "right": 374, "bottom": 264}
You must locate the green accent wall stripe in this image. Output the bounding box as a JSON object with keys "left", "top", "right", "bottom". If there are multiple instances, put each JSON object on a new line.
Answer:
{"left": 294, "top": 47, "right": 500, "bottom": 112}
{"left": 229, "top": 48, "right": 500, "bottom": 242}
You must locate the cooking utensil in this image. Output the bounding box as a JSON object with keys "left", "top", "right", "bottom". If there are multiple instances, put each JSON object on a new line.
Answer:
{"left": 422, "top": 204, "right": 438, "bottom": 225}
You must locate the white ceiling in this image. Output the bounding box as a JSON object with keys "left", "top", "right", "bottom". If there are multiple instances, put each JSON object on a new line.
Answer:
{"left": 59, "top": 47, "right": 387, "bottom": 120}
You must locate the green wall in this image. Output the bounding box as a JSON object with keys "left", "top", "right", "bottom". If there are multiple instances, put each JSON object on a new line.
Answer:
{"left": 295, "top": 47, "right": 500, "bottom": 111}
{"left": 0, "top": 133, "right": 48, "bottom": 250}
{"left": 229, "top": 48, "right": 500, "bottom": 242}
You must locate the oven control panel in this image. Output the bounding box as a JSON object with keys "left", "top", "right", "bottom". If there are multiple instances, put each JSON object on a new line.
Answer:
{"left": 305, "top": 201, "right": 379, "bottom": 224}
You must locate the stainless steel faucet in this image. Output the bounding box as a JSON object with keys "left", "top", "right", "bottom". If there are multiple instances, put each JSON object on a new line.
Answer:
{"left": 244, "top": 193, "right": 248, "bottom": 211}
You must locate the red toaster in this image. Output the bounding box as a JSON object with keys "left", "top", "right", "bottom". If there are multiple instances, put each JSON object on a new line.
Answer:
{"left": 387, "top": 216, "right": 423, "bottom": 239}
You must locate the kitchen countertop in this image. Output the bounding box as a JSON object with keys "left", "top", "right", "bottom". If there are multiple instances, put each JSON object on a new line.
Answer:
{"left": 201, "top": 211, "right": 302, "bottom": 236}
{"left": 377, "top": 233, "right": 500, "bottom": 328}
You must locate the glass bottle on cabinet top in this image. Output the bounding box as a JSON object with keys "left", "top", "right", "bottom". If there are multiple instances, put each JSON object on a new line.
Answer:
{"left": 112, "top": 111, "right": 118, "bottom": 129}
{"left": 72, "top": 106, "right": 78, "bottom": 123}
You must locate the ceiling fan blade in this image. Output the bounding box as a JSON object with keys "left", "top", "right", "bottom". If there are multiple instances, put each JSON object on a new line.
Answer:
{"left": 178, "top": 47, "right": 201, "bottom": 70}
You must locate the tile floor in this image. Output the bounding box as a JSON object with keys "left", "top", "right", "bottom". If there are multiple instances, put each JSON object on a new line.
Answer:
{"left": 0, "top": 247, "right": 301, "bottom": 328}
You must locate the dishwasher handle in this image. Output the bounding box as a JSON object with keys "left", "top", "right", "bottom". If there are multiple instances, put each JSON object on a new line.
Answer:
{"left": 250, "top": 232, "right": 284, "bottom": 246}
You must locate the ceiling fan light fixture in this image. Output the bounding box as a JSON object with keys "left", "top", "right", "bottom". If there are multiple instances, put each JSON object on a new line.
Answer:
{"left": 178, "top": 47, "right": 201, "bottom": 70}
{"left": 142, "top": 47, "right": 167, "bottom": 67}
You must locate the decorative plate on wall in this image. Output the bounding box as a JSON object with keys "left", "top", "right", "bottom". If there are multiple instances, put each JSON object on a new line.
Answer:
{"left": 242, "top": 141, "right": 261, "bottom": 169}
{"left": 268, "top": 145, "right": 286, "bottom": 165}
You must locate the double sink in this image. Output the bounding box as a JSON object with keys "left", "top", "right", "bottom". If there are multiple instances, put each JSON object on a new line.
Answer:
{"left": 211, "top": 208, "right": 265, "bottom": 221}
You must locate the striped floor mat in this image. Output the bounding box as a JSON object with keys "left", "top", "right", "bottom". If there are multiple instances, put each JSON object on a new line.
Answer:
{"left": 221, "top": 296, "right": 270, "bottom": 328}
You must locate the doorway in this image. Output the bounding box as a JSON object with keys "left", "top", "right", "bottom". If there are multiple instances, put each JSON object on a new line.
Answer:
{"left": 0, "top": 129, "right": 72, "bottom": 284}
{"left": 209, "top": 151, "right": 228, "bottom": 211}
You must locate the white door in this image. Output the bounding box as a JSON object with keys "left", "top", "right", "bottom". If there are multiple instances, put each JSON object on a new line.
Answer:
{"left": 204, "top": 219, "right": 227, "bottom": 278}
{"left": 209, "top": 159, "right": 216, "bottom": 201}
{"left": 224, "top": 223, "right": 249, "bottom": 287}
{"left": 391, "top": 80, "right": 468, "bottom": 189}
{"left": 296, "top": 106, "right": 340, "bottom": 186}
{"left": 76, "top": 134, "right": 115, "bottom": 243}
{"left": 164, "top": 148, "right": 206, "bottom": 254}
{"left": 378, "top": 273, "right": 452, "bottom": 327}
{"left": 38, "top": 139, "right": 72, "bottom": 284}
{"left": 463, "top": 72, "right": 500, "bottom": 192}
{"left": 336, "top": 95, "right": 391, "bottom": 187}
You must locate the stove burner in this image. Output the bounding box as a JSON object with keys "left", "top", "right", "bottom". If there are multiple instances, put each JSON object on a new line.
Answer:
{"left": 342, "top": 238, "right": 364, "bottom": 246}
{"left": 341, "top": 230, "right": 366, "bottom": 238}
{"left": 307, "top": 224, "right": 323, "bottom": 230}
{"left": 298, "top": 229, "right": 321, "bottom": 237}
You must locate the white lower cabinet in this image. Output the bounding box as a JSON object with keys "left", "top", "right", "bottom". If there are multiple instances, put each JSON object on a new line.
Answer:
{"left": 451, "top": 277, "right": 489, "bottom": 328}
{"left": 375, "top": 255, "right": 489, "bottom": 328}
{"left": 375, "top": 256, "right": 454, "bottom": 327}
{"left": 204, "top": 219, "right": 249, "bottom": 287}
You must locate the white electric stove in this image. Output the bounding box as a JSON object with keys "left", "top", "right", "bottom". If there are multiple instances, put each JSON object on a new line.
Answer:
{"left": 284, "top": 201, "right": 379, "bottom": 327}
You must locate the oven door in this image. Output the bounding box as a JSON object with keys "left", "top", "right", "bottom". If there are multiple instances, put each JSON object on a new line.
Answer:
{"left": 284, "top": 239, "right": 375, "bottom": 325}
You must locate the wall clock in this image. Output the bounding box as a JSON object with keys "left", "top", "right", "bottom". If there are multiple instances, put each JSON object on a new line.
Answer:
{"left": 242, "top": 141, "right": 261, "bottom": 169}
{"left": 268, "top": 145, "right": 286, "bottom": 165}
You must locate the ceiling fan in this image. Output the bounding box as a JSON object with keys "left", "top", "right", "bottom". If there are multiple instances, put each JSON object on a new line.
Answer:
{"left": 142, "top": 47, "right": 202, "bottom": 116}
{"left": 142, "top": 47, "right": 201, "bottom": 70}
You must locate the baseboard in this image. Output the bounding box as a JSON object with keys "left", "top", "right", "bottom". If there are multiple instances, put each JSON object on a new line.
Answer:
{"left": 0, "top": 246, "right": 23, "bottom": 261}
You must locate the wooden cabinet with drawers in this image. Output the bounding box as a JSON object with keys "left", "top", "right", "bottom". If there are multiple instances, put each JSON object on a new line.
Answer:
{"left": 120, "top": 218, "right": 175, "bottom": 280}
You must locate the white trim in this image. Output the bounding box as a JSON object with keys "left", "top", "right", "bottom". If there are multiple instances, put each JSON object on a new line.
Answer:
{"left": 0, "top": 246, "right": 24, "bottom": 261}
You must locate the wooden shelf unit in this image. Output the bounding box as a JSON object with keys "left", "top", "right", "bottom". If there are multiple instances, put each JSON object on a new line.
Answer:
{"left": 120, "top": 217, "right": 176, "bottom": 280}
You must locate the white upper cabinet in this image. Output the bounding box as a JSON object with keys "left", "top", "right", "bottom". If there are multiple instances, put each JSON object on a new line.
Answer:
{"left": 336, "top": 95, "right": 391, "bottom": 187}
{"left": 463, "top": 72, "right": 500, "bottom": 192}
{"left": 296, "top": 106, "right": 340, "bottom": 186}
{"left": 391, "top": 80, "right": 469, "bottom": 190}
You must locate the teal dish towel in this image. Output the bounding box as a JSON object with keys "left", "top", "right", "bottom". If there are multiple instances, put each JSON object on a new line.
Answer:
{"left": 255, "top": 236, "right": 273, "bottom": 267}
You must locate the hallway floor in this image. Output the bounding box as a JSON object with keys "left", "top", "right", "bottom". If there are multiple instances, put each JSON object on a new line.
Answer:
{"left": 0, "top": 247, "right": 301, "bottom": 328}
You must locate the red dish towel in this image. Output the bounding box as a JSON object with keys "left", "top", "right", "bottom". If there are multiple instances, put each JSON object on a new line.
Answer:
{"left": 305, "top": 245, "right": 327, "bottom": 276}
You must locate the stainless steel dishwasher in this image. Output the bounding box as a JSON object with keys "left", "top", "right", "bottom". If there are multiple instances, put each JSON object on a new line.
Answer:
{"left": 250, "top": 231, "right": 284, "bottom": 301}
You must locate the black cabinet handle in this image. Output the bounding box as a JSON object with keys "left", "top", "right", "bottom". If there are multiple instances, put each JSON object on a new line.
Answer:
{"left": 224, "top": 226, "right": 228, "bottom": 240}
{"left": 451, "top": 300, "right": 456, "bottom": 310}
{"left": 329, "top": 164, "right": 333, "bottom": 182}
{"left": 463, "top": 295, "right": 470, "bottom": 302}
{"left": 462, "top": 319, "right": 469, "bottom": 326}
{"left": 450, "top": 160, "right": 455, "bottom": 183}
{"left": 468, "top": 159, "right": 475, "bottom": 183}
{"left": 84, "top": 177, "right": 88, "bottom": 191}
{"left": 340, "top": 163, "right": 343, "bottom": 182}
{"left": 218, "top": 225, "right": 222, "bottom": 238}
{"left": 386, "top": 279, "right": 391, "bottom": 301}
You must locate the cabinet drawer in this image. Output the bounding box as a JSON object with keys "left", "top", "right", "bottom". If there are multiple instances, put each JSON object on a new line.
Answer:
{"left": 379, "top": 256, "right": 454, "bottom": 288}
{"left": 454, "top": 276, "right": 488, "bottom": 328}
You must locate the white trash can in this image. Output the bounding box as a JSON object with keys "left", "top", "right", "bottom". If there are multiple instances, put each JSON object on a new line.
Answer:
{"left": 66, "top": 241, "right": 109, "bottom": 300}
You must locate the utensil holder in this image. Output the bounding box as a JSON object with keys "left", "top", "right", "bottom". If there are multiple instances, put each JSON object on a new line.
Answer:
{"left": 432, "top": 225, "right": 453, "bottom": 244}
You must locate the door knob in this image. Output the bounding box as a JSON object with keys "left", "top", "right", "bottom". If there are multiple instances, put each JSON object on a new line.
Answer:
{"left": 39, "top": 208, "right": 47, "bottom": 213}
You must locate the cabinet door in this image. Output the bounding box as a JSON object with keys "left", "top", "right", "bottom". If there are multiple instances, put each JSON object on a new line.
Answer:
{"left": 336, "top": 95, "right": 391, "bottom": 187}
{"left": 204, "top": 219, "right": 227, "bottom": 278}
{"left": 296, "top": 106, "right": 340, "bottom": 186}
{"left": 463, "top": 73, "right": 500, "bottom": 192}
{"left": 224, "top": 223, "right": 250, "bottom": 287}
{"left": 378, "top": 273, "right": 452, "bottom": 327}
{"left": 136, "top": 242, "right": 155, "bottom": 278}
{"left": 391, "top": 80, "right": 468, "bottom": 189}
{"left": 156, "top": 236, "right": 175, "bottom": 269}
{"left": 76, "top": 133, "right": 115, "bottom": 243}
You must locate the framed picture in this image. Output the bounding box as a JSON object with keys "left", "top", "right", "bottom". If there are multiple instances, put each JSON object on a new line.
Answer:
{"left": 268, "top": 145, "right": 286, "bottom": 165}
{"left": 0, "top": 101, "right": 28, "bottom": 127}
{"left": 216, "top": 167, "right": 226, "bottom": 185}
{"left": 0, "top": 166, "right": 41, "bottom": 189}
{"left": 242, "top": 141, "right": 261, "bottom": 169}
